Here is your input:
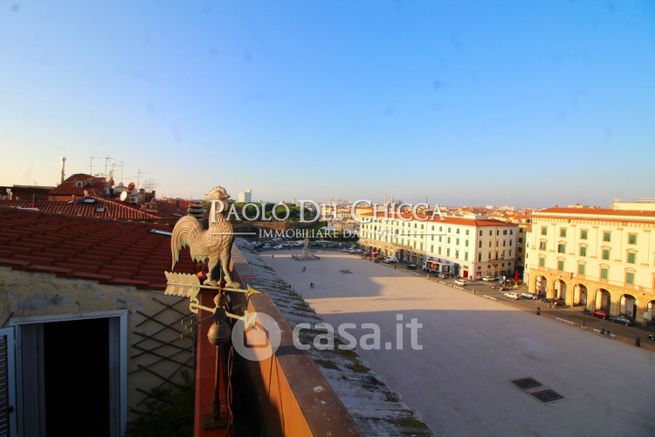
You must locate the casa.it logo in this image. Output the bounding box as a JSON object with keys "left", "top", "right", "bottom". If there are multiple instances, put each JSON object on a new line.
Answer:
{"left": 231, "top": 312, "right": 281, "bottom": 361}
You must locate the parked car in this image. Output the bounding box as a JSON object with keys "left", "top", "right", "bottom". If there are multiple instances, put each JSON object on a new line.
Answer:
{"left": 383, "top": 256, "right": 398, "bottom": 263}
{"left": 592, "top": 310, "right": 609, "bottom": 320}
{"left": 611, "top": 316, "right": 634, "bottom": 326}
{"left": 482, "top": 275, "right": 495, "bottom": 282}
{"left": 406, "top": 263, "right": 417, "bottom": 270}
{"left": 540, "top": 297, "right": 555, "bottom": 303}
{"left": 504, "top": 291, "right": 519, "bottom": 300}
{"left": 438, "top": 273, "right": 449, "bottom": 279}
{"left": 521, "top": 292, "right": 537, "bottom": 300}
{"left": 554, "top": 299, "right": 567, "bottom": 307}
{"left": 454, "top": 278, "right": 466, "bottom": 286}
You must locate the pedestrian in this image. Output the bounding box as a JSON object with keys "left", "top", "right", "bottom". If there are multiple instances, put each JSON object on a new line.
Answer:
{"left": 310, "top": 282, "right": 314, "bottom": 289}
{"left": 536, "top": 307, "right": 541, "bottom": 316}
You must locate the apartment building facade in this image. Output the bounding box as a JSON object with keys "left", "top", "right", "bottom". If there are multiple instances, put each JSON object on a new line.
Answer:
{"left": 358, "top": 212, "right": 518, "bottom": 279}
{"left": 526, "top": 204, "right": 655, "bottom": 324}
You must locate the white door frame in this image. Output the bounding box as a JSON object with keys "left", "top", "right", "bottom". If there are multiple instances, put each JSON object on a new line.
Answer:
{"left": 10, "top": 310, "right": 128, "bottom": 436}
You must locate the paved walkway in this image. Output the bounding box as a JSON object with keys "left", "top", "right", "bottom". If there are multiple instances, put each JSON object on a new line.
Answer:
{"left": 266, "top": 249, "right": 655, "bottom": 437}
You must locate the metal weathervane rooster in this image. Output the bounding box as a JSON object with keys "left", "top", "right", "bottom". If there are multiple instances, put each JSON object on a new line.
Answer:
{"left": 171, "top": 186, "right": 239, "bottom": 288}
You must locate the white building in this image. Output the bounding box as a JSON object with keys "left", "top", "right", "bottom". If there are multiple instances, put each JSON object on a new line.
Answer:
{"left": 238, "top": 189, "right": 252, "bottom": 203}
{"left": 358, "top": 212, "right": 518, "bottom": 279}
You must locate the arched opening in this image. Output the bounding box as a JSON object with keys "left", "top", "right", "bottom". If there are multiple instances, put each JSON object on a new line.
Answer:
{"left": 573, "top": 284, "right": 587, "bottom": 306}
{"left": 645, "top": 300, "right": 655, "bottom": 326}
{"left": 535, "top": 275, "right": 547, "bottom": 296}
{"left": 595, "top": 289, "right": 611, "bottom": 312}
{"left": 619, "top": 294, "right": 637, "bottom": 320}
{"left": 554, "top": 279, "right": 567, "bottom": 301}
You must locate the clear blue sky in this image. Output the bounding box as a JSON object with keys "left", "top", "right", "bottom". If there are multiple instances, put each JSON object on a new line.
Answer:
{"left": 1, "top": 0, "right": 654, "bottom": 207}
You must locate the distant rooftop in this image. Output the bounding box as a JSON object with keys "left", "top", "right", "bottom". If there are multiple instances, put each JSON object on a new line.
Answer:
{"left": 535, "top": 206, "right": 655, "bottom": 221}
{"left": 361, "top": 211, "right": 516, "bottom": 227}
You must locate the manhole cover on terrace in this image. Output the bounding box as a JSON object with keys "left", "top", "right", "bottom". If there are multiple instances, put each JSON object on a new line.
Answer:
{"left": 531, "top": 389, "right": 564, "bottom": 403}
{"left": 511, "top": 377, "right": 542, "bottom": 390}
{"left": 339, "top": 270, "right": 352, "bottom": 274}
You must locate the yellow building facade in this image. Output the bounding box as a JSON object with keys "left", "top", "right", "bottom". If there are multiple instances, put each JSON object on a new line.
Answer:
{"left": 526, "top": 205, "right": 655, "bottom": 324}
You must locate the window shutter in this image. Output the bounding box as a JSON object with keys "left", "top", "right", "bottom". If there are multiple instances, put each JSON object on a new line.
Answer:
{"left": 0, "top": 327, "right": 16, "bottom": 437}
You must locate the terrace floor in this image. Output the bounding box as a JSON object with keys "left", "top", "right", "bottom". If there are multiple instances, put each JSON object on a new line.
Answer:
{"left": 266, "top": 249, "right": 655, "bottom": 437}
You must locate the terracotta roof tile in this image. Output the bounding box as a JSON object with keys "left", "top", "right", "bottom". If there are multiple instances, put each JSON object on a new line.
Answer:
{"left": 361, "top": 211, "right": 516, "bottom": 227}
{"left": 537, "top": 207, "right": 655, "bottom": 218}
{"left": 0, "top": 208, "right": 197, "bottom": 289}
{"left": 0, "top": 197, "right": 161, "bottom": 222}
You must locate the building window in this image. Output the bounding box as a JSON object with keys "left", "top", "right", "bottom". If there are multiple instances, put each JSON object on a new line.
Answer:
{"left": 627, "top": 252, "right": 636, "bottom": 264}
{"left": 578, "top": 264, "right": 585, "bottom": 275}
{"left": 626, "top": 272, "right": 634, "bottom": 285}
{"left": 455, "top": 250, "right": 459, "bottom": 259}
{"left": 557, "top": 243, "right": 565, "bottom": 254}
{"left": 603, "top": 231, "right": 611, "bottom": 242}
{"left": 628, "top": 233, "right": 637, "bottom": 245}
{"left": 541, "top": 226, "right": 547, "bottom": 236}
{"left": 557, "top": 260, "right": 564, "bottom": 271}
{"left": 539, "top": 257, "right": 545, "bottom": 267}
{"left": 456, "top": 228, "right": 460, "bottom": 234}
{"left": 539, "top": 241, "right": 546, "bottom": 250}
{"left": 478, "top": 253, "right": 482, "bottom": 262}
{"left": 601, "top": 267, "right": 608, "bottom": 280}
{"left": 479, "top": 230, "right": 482, "bottom": 236}
{"left": 602, "top": 249, "right": 610, "bottom": 260}
{"left": 580, "top": 229, "right": 588, "bottom": 240}
{"left": 479, "top": 240, "right": 482, "bottom": 248}
{"left": 560, "top": 228, "right": 566, "bottom": 238}
{"left": 466, "top": 229, "right": 469, "bottom": 235}
{"left": 438, "top": 247, "right": 442, "bottom": 255}
{"left": 464, "top": 252, "right": 468, "bottom": 261}
{"left": 579, "top": 246, "right": 587, "bottom": 257}
{"left": 456, "top": 238, "right": 460, "bottom": 245}
{"left": 447, "top": 237, "right": 451, "bottom": 244}
{"left": 503, "top": 230, "right": 507, "bottom": 235}
{"left": 447, "top": 248, "right": 450, "bottom": 256}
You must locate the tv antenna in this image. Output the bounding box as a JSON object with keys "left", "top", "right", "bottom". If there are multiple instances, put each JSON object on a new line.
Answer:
{"left": 89, "top": 156, "right": 100, "bottom": 175}
{"left": 118, "top": 160, "right": 125, "bottom": 183}
{"left": 137, "top": 168, "right": 149, "bottom": 190}
{"left": 104, "top": 156, "right": 113, "bottom": 178}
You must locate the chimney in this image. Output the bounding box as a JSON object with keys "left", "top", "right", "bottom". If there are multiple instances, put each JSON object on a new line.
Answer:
{"left": 60, "top": 157, "right": 66, "bottom": 184}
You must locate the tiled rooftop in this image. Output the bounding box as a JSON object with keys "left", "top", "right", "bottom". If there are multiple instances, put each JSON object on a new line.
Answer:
{"left": 0, "top": 197, "right": 161, "bottom": 221}
{"left": 48, "top": 173, "right": 108, "bottom": 197}
{"left": 361, "top": 211, "right": 516, "bottom": 227}
{"left": 537, "top": 207, "right": 655, "bottom": 218}
{"left": 0, "top": 208, "right": 196, "bottom": 289}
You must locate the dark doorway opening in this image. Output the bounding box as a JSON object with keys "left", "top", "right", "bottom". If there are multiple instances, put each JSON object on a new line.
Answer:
{"left": 43, "top": 318, "right": 110, "bottom": 437}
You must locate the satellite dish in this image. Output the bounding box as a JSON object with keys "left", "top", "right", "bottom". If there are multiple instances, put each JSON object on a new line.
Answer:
{"left": 119, "top": 191, "right": 128, "bottom": 202}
